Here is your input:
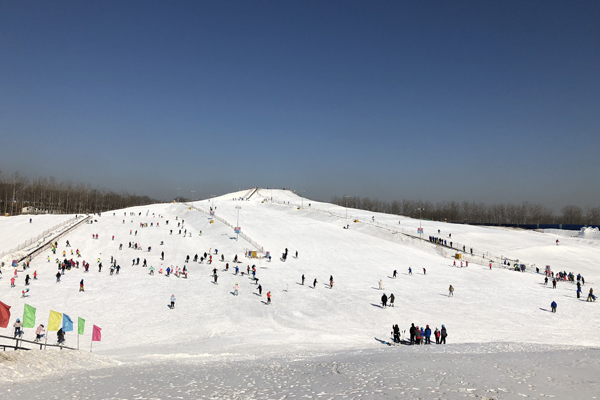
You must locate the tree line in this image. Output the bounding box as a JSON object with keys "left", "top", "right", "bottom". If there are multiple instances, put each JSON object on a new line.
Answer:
{"left": 330, "top": 196, "right": 600, "bottom": 226}
{"left": 0, "top": 171, "right": 158, "bottom": 216}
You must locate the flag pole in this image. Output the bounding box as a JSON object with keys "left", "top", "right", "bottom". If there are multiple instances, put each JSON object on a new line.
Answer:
{"left": 90, "top": 337, "right": 93, "bottom": 352}
{"left": 44, "top": 314, "right": 50, "bottom": 350}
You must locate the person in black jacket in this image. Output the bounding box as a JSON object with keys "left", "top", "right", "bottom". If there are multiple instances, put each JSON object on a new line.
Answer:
{"left": 392, "top": 324, "right": 400, "bottom": 343}
{"left": 409, "top": 323, "right": 416, "bottom": 344}
{"left": 440, "top": 325, "right": 448, "bottom": 344}
{"left": 57, "top": 328, "right": 65, "bottom": 345}
{"left": 381, "top": 293, "right": 388, "bottom": 308}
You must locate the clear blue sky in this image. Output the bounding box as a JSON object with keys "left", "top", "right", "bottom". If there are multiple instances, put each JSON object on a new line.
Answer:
{"left": 1, "top": 1, "right": 598, "bottom": 209}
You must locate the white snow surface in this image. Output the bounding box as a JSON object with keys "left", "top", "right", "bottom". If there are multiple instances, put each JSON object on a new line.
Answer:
{"left": 0, "top": 189, "right": 599, "bottom": 397}
{"left": 0, "top": 214, "right": 76, "bottom": 258}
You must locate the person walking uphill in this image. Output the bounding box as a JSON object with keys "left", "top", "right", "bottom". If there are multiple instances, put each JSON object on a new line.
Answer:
{"left": 449, "top": 285, "right": 454, "bottom": 297}
{"left": 170, "top": 294, "right": 176, "bottom": 309}
{"left": 79, "top": 279, "right": 84, "bottom": 292}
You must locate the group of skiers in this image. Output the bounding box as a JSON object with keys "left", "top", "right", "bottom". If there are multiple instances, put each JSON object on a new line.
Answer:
{"left": 397, "top": 323, "right": 448, "bottom": 345}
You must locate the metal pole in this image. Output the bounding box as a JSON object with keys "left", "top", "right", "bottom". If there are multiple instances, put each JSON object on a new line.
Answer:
{"left": 418, "top": 207, "right": 424, "bottom": 239}
{"left": 236, "top": 206, "right": 241, "bottom": 241}
{"left": 344, "top": 195, "right": 350, "bottom": 219}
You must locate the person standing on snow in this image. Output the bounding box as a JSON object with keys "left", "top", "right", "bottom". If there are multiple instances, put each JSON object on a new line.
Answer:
{"left": 392, "top": 324, "right": 400, "bottom": 343}
{"left": 551, "top": 301, "right": 557, "bottom": 312}
{"left": 381, "top": 293, "right": 388, "bottom": 308}
{"left": 79, "top": 279, "right": 84, "bottom": 292}
{"left": 379, "top": 279, "right": 383, "bottom": 290}
{"left": 313, "top": 278, "right": 317, "bottom": 288}
{"left": 266, "top": 291, "right": 271, "bottom": 305}
{"left": 57, "top": 328, "right": 65, "bottom": 345}
{"left": 440, "top": 325, "right": 448, "bottom": 344}
{"left": 425, "top": 325, "right": 432, "bottom": 344}
{"left": 301, "top": 274, "right": 305, "bottom": 285}
{"left": 329, "top": 275, "right": 334, "bottom": 289}
{"left": 393, "top": 270, "right": 397, "bottom": 278}
{"left": 389, "top": 293, "right": 395, "bottom": 307}
{"left": 257, "top": 284, "right": 262, "bottom": 296}
{"left": 449, "top": 285, "right": 454, "bottom": 296}
{"left": 13, "top": 319, "right": 23, "bottom": 338}
{"left": 234, "top": 283, "right": 239, "bottom": 296}
{"left": 434, "top": 327, "right": 440, "bottom": 344}
{"left": 170, "top": 294, "right": 176, "bottom": 309}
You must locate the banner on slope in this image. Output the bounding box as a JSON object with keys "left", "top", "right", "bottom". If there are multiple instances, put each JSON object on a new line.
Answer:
{"left": 62, "top": 314, "right": 73, "bottom": 332}
{"left": 78, "top": 317, "right": 85, "bottom": 335}
{"left": 92, "top": 325, "right": 102, "bottom": 341}
{"left": 0, "top": 301, "right": 11, "bottom": 328}
{"left": 23, "top": 304, "right": 36, "bottom": 328}
{"left": 48, "top": 310, "right": 62, "bottom": 331}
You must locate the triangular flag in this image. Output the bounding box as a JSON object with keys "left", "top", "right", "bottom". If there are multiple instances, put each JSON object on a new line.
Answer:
{"left": 78, "top": 317, "right": 85, "bottom": 335}
{"left": 92, "top": 325, "right": 102, "bottom": 342}
{"left": 48, "top": 310, "right": 62, "bottom": 331}
{"left": 62, "top": 314, "right": 73, "bottom": 332}
{"left": 0, "top": 301, "right": 11, "bottom": 328}
{"left": 23, "top": 304, "right": 36, "bottom": 328}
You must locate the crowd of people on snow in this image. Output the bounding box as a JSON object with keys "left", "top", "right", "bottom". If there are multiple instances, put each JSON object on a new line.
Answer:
{"left": 389, "top": 323, "right": 448, "bottom": 345}
{"left": 4, "top": 205, "right": 598, "bottom": 353}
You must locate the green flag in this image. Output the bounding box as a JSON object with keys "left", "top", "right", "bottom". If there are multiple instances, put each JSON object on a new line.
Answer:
{"left": 78, "top": 317, "right": 85, "bottom": 335}
{"left": 23, "top": 304, "right": 36, "bottom": 328}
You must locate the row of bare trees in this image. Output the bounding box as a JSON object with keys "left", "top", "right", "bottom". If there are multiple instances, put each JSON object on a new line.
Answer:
{"left": 331, "top": 196, "right": 600, "bottom": 226}
{"left": 0, "top": 171, "right": 158, "bottom": 216}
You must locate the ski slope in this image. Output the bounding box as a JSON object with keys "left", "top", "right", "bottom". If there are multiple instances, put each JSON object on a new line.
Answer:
{"left": 1, "top": 189, "right": 599, "bottom": 365}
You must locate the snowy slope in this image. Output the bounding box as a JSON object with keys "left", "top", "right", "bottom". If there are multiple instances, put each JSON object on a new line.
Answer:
{"left": 0, "top": 214, "right": 75, "bottom": 253}
{"left": 1, "top": 190, "right": 599, "bottom": 366}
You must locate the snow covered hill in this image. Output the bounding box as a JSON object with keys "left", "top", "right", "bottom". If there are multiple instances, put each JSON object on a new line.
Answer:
{"left": 1, "top": 189, "right": 599, "bottom": 365}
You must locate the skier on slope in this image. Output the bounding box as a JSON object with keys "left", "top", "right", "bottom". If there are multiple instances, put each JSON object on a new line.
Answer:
{"left": 301, "top": 274, "right": 305, "bottom": 285}
{"left": 313, "top": 278, "right": 317, "bottom": 288}
{"left": 329, "top": 275, "right": 334, "bottom": 289}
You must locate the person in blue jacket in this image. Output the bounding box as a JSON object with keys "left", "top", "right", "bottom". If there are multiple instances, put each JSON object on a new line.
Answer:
{"left": 424, "top": 325, "right": 432, "bottom": 344}
{"left": 551, "top": 301, "right": 557, "bottom": 313}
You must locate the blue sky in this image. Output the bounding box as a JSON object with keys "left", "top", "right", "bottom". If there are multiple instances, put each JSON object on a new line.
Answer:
{"left": 1, "top": 1, "right": 598, "bottom": 209}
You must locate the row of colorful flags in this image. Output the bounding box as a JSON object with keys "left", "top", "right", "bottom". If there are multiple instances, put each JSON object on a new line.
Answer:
{"left": 0, "top": 301, "right": 101, "bottom": 342}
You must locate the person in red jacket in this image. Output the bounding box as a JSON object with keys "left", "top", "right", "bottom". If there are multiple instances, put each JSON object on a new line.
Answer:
{"left": 266, "top": 291, "right": 271, "bottom": 305}
{"left": 414, "top": 326, "right": 422, "bottom": 345}
{"left": 434, "top": 327, "right": 441, "bottom": 344}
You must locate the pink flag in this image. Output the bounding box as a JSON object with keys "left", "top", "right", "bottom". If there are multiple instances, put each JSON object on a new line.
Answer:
{"left": 92, "top": 325, "right": 102, "bottom": 341}
{"left": 0, "top": 301, "right": 11, "bottom": 328}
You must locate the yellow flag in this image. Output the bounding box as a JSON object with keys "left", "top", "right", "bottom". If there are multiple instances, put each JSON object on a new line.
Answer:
{"left": 48, "top": 310, "right": 62, "bottom": 331}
